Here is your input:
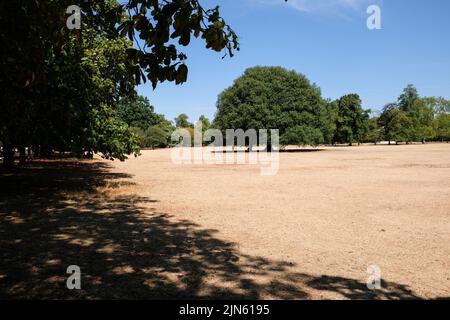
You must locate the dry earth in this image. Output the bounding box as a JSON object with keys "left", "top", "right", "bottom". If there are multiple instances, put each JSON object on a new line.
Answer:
{"left": 1, "top": 144, "right": 450, "bottom": 299}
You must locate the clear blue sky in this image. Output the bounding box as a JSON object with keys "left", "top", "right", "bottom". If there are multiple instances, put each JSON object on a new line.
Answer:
{"left": 137, "top": 0, "right": 450, "bottom": 122}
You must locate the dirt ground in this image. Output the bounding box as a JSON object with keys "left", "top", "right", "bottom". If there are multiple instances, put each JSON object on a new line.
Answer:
{"left": 1, "top": 144, "right": 450, "bottom": 299}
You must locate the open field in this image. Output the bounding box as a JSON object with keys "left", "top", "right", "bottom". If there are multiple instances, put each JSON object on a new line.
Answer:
{"left": 1, "top": 144, "right": 450, "bottom": 299}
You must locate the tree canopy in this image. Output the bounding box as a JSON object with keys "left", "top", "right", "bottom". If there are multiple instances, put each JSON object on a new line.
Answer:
{"left": 213, "top": 66, "right": 335, "bottom": 147}
{"left": 0, "top": 0, "right": 239, "bottom": 168}
{"left": 376, "top": 85, "right": 439, "bottom": 144}
{"left": 333, "top": 94, "right": 370, "bottom": 145}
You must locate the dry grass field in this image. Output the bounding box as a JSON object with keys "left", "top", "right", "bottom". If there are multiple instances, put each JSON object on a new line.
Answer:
{"left": 1, "top": 144, "right": 450, "bottom": 299}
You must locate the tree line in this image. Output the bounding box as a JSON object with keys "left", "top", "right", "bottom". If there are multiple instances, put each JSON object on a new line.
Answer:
{"left": 213, "top": 67, "right": 450, "bottom": 148}
{"left": 117, "top": 66, "right": 450, "bottom": 151}
{"left": 1, "top": 2, "right": 449, "bottom": 169}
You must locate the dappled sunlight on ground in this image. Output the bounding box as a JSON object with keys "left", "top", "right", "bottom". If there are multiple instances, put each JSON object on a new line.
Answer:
{"left": 0, "top": 158, "right": 436, "bottom": 299}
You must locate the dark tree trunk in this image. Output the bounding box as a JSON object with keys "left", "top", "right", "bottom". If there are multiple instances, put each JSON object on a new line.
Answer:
{"left": 19, "top": 146, "right": 26, "bottom": 166}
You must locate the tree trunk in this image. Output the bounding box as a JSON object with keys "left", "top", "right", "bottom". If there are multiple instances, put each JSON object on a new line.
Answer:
{"left": 2, "top": 143, "right": 15, "bottom": 169}
{"left": 19, "top": 146, "right": 26, "bottom": 166}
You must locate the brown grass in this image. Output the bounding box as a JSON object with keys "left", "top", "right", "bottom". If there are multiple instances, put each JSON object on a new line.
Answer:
{"left": 1, "top": 145, "right": 450, "bottom": 299}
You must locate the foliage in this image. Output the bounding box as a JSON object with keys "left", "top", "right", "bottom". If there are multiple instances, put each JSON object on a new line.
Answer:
{"left": 119, "top": 0, "right": 239, "bottom": 88}
{"left": 366, "top": 117, "right": 383, "bottom": 144}
{"left": 175, "top": 114, "right": 192, "bottom": 128}
{"left": 379, "top": 106, "right": 412, "bottom": 143}
{"left": 378, "top": 86, "right": 437, "bottom": 143}
{"left": 280, "top": 126, "right": 324, "bottom": 147}
{"left": 333, "top": 94, "right": 370, "bottom": 145}
{"left": 433, "top": 114, "right": 450, "bottom": 141}
{"left": 213, "top": 66, "right": 334, "bottom": 146}
{"left": 117, "top": 95, "right": 161, "bottom": 130}
{"left": 0, "top": 0, "right": 238, "bottom": 167}
{"left": 197, "top": 115, "right": 211, "bottom": 132}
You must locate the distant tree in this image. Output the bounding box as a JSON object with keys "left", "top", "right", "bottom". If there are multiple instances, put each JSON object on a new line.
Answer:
{"left": 198, "top": 115, "right": 211, "bottom": 131}
{"left": 333, "top": 94, "right": 370, "bottom": 146}
{"left": 423, "top": 97, "right": 450, "bottom": 116}
{"left": 131, "top": 125, "right": 171, "bottom": 149}
{"left": 366, "top": 117, "right": 383, "bottom": 144}
{"left": 144, "top": 126, "right": 168, "bottom": 149}
{"left": 175, "top": 114, "right": 192, "bottom": 128}
{"left": 214, "top": 66, "right": 335, "bottom": 147}
{"left": 433, "top": 114, "right": 450, "bottom": 142}
{"left": 117, "top": 96, "right": 161, "bottom": 130}
{"left": 398, "top": 84, "right": 420, "bottom": 112}
{"left": 379, "top": 105, "right": 411, "bottom": 144}
{"left": 396, "top": 86, "right": 434, "bottom": 143}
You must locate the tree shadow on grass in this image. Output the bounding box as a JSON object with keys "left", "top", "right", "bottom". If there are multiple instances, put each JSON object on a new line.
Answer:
{"left": 0, "top": 160, "right": 423, "bottom": 299}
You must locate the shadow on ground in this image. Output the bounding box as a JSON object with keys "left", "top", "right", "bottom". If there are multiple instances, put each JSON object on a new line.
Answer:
{"left": 0, "top": 160, "right": 422, "bottom": 299}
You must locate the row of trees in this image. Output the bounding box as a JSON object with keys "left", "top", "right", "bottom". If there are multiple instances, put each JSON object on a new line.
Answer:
{"left": 116, "top": 96, "right": 213, "bottom": 148}
{"left": 0, "top": 0, "right": 238, "bottom": 168}
{"left": 212, "top": 67, "right": 450, "bottom": 147}
{"left": 369, "top": 86, "right": 450, "bottom": 144}
{"left": 87, "top": 66, "right": 450, "bottom": 151}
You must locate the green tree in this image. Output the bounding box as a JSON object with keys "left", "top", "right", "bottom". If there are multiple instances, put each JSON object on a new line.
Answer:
{"left": 280, "top": 126, "right": 324, "bottom": 147}
{"left": 433, "top": 114, "right": 450, "bottom": 142}
{"left": 196, "top": 115, "right": 211, "bottom": 145}
{"left": 397, "top": 86, "right": 434, "bottom": 143}
{"left": 398, "top": 84, "right": 420, "bottom": 112}
{"left": 117, "top": 96, "right": 161, "bottom": 130}
{"left": 175, "top": 114, "right": 192, "bottom": 128}
{"left": 144, "top": 126, "right": 169, "bottom": 149}
{"left": 423, "top": 97, "right": 450, "bottom": 116}
{"left": 366, "top": 117, "right": 383, "bottom": 144}
{"left": 0, "top": 0, "right": 238, "bottom": 168}
{"left": 379, "top": 105, "right": 411, "bottom": 144}
{"left": 198, "top": 115, "right": 211, "bottom": 131}
{"left": 214, "top": 66, "right": 335, "bottom": 147}
{"left": 333, "top": 94, "right": 370, "bottom": 146}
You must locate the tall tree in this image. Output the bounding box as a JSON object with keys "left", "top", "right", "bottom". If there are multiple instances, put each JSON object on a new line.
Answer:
{"left": 379, "top": 105, "right": 411, "bottom": 144}
{"left": 214, "top": 66, "right": 335, "bottom": 147}
{"left": 333, "top": 94, "right": 370, "bottom": 146}
{"left": 398, "top": 84, "right": 420, "bottom": 112}
{"left": 397, "top": 86, "right": 434, "bottom": 143}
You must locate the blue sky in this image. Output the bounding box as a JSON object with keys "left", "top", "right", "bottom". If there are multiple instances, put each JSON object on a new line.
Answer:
{"left": 137, "top": 0, "right": 450, "bottom": 122}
